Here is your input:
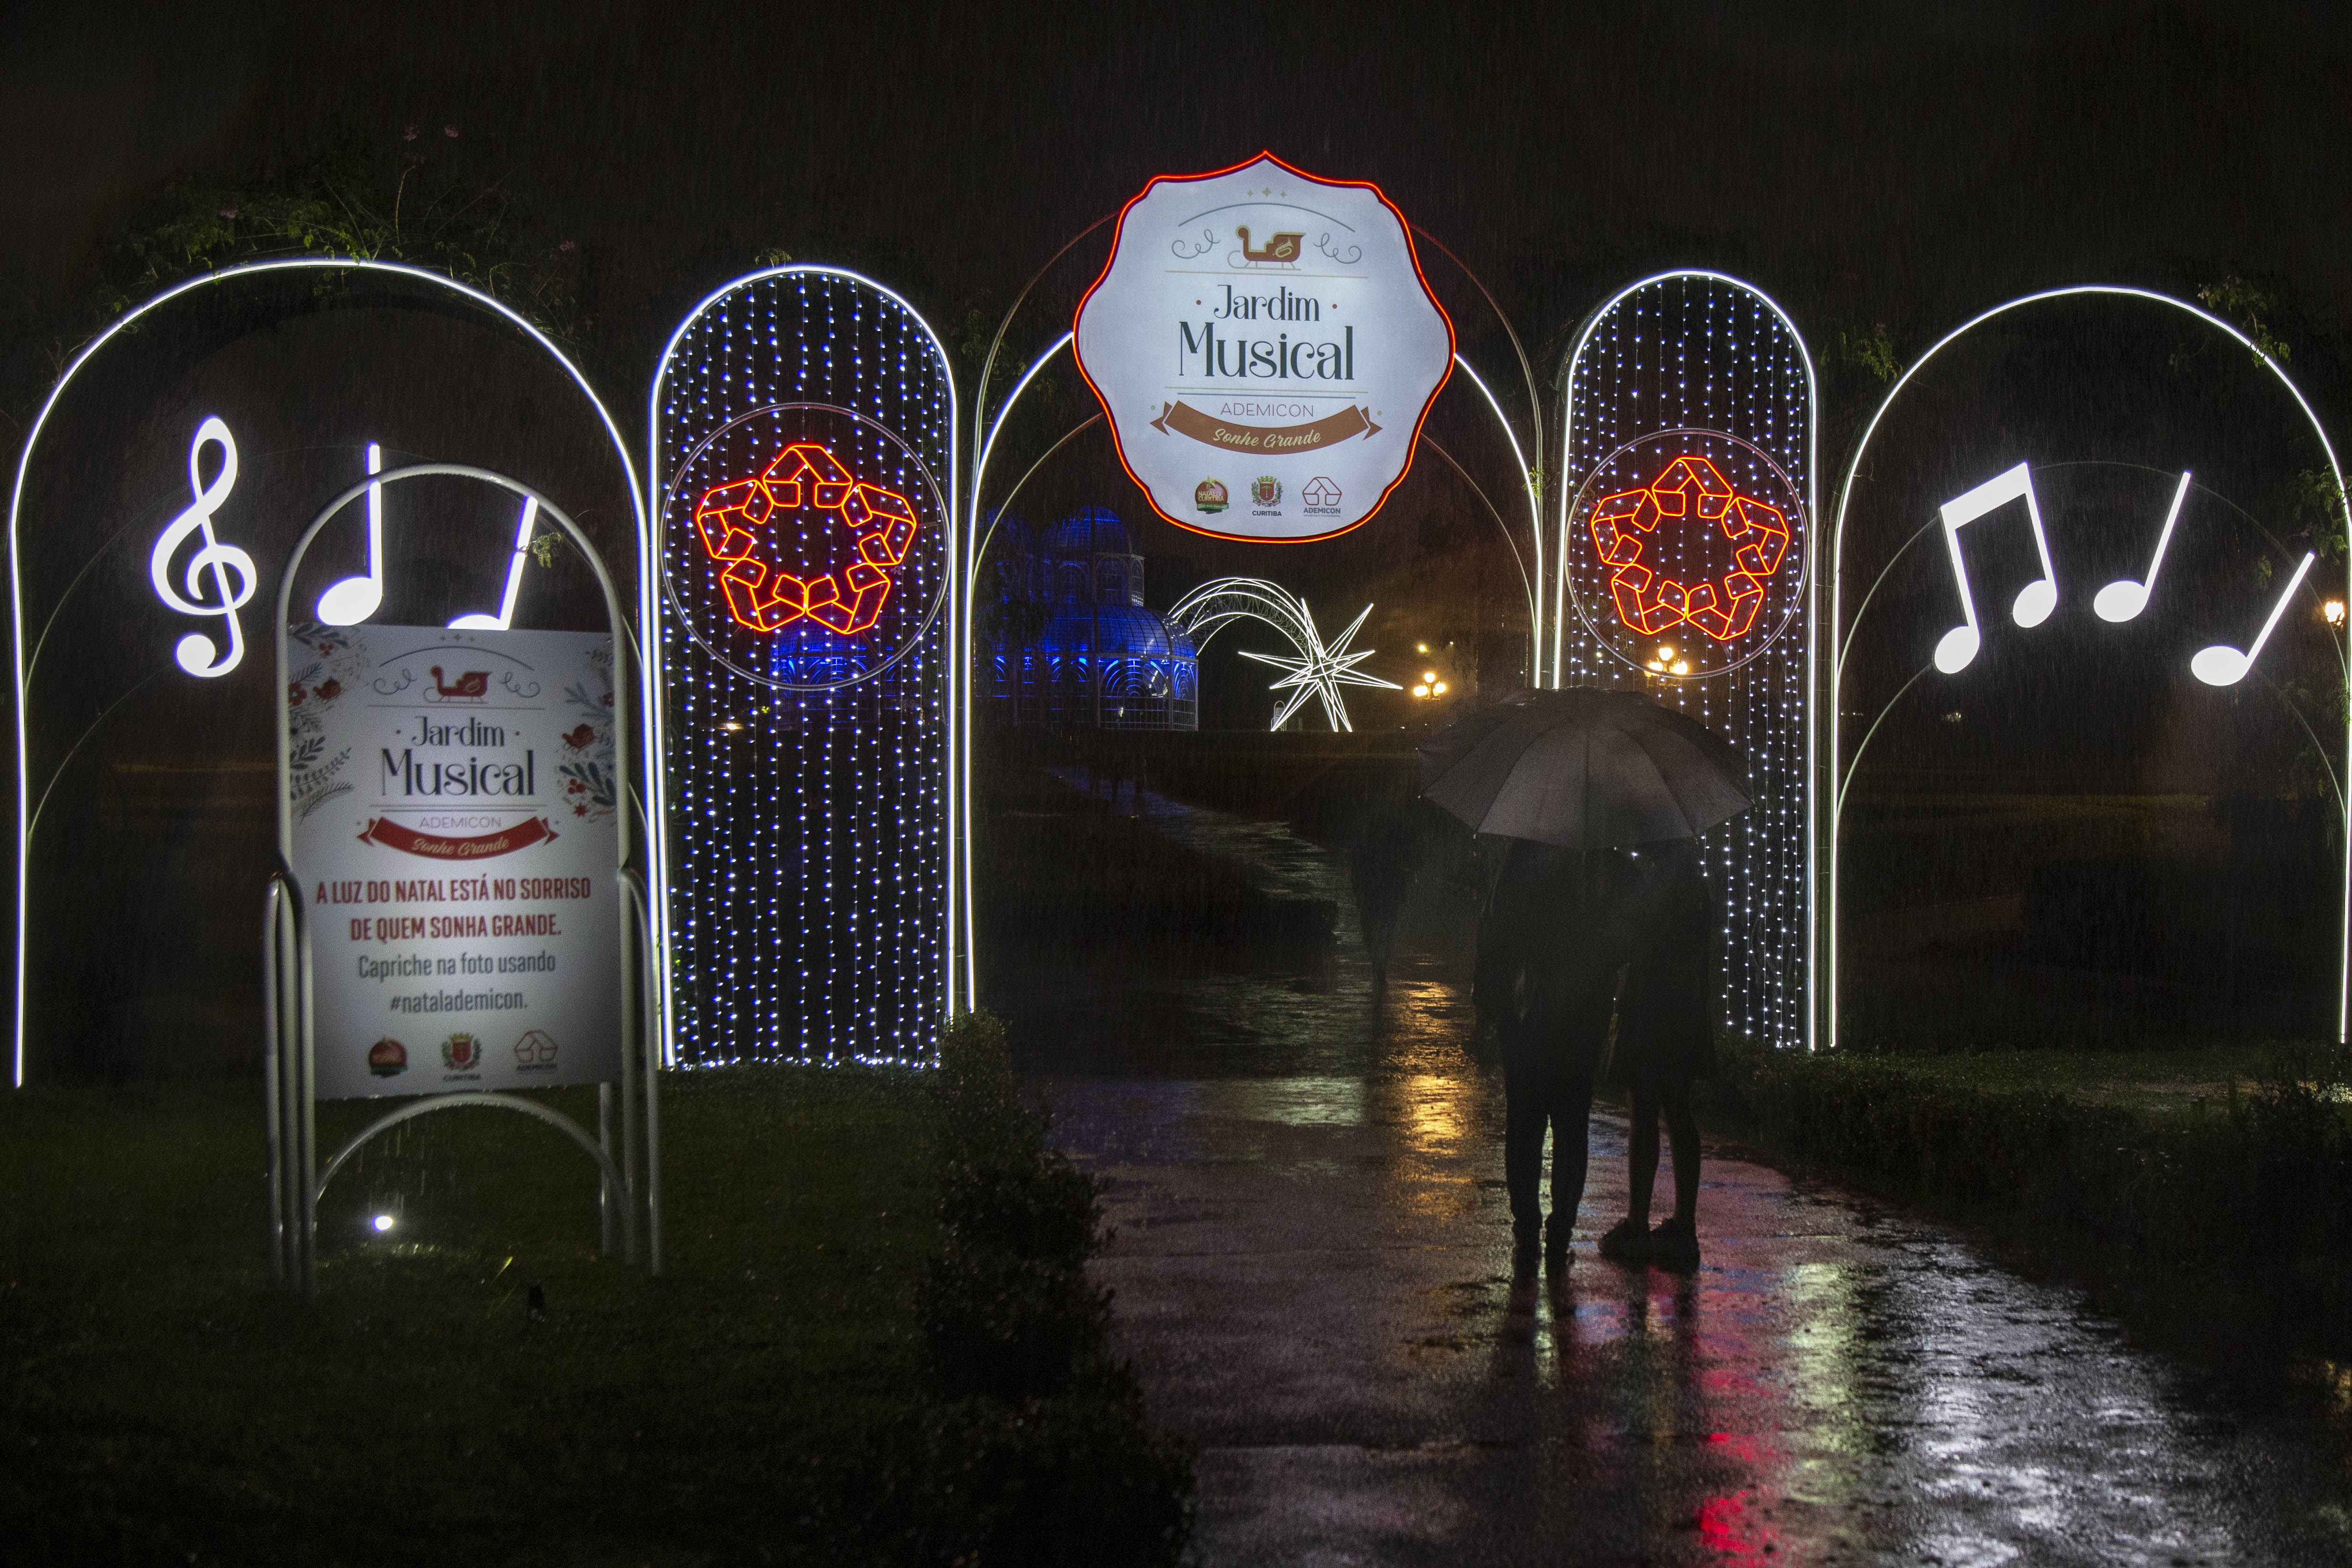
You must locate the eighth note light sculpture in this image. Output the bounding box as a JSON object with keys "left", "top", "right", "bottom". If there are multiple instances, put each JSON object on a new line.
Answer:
{"left": 1923, "top": 458, "right": 2317, "bottom": 689}
{"left": 1930, "top": 463, "right": 2058, "bottom": 674}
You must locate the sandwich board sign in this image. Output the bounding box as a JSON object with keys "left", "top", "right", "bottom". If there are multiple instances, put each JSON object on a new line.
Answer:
{"left": 287, "top": 624, "right": 622, "bottom": 1099}
{"left": 266, "top": 464, "right": 654, "bottom": 1294}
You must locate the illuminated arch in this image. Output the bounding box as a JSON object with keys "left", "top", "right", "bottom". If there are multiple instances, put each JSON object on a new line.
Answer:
{"left": 1553, "top": 270, "right": 1820, "bottom": 693}
{"left": 649, "top": 265, "right": 962, "bottom": 1056}
{"left": 7, "top": 257, "right": 649, "bottom": 1089}
{"left": 1822, "top": 285, "right": 2352, "bottom": 1051}
{"left": 1553, "top": 270, "right": 1818, "bottom": 1053}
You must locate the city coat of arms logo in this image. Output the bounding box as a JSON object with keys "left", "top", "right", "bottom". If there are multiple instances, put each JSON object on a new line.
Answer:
{"left": 1251, "top": 476, "right": 1282, "bottom": 507}
{"left": 441, "top": 1032, "right": 483, "bottom": 1071}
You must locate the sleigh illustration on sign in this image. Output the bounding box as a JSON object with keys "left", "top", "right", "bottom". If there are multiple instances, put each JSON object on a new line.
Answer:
{"left": 426, "top": 666, "right": 491, "bottom": 702}
{"left": 1230, "top": 226, "right": 1304, "bottom": 268}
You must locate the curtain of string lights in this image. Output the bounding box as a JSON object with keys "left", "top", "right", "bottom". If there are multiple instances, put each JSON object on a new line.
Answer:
{"left": 1553, "top": 273, "right": 1816, "bottom": 1051}
{"left": 652, "top": 270, "right": 955, "bottom": 1066}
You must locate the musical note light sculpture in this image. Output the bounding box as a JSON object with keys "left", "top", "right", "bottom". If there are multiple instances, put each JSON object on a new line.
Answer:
{"left": 146, "top": 416, "right": 258, "bottom": 677}
{"left": 450, "top": 494, "right": 542, "bottom": 631}
{"left": 2191, "top": 550, "right": 2317, "bottom": 687}
{"left": 315, "top": 442, "right": 387, "bottom": 625}
{"left": 1927, "top": 461, "right": 2319, "bottom": 689}
{"left": 2093, "top": 470, "right": 2192, "bottom": 624}
{"left": 1931, "top": 462, "right": 2059, "bottom": 673}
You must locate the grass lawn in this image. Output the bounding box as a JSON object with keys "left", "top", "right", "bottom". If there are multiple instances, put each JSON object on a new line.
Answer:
{"left": 1816, "top": 1042, "right": 2284, "bottom": 1120}
{"left": 1698, "top": 1035, "right": 2352, "bottom": 1367}
{"left": 1, "top": 1067, "right": 936, "bottom": 1566}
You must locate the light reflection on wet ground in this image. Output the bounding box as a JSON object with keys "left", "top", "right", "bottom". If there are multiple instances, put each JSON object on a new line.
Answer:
{"left": 997, "top": 781, "right": 2352, "bottom": 1565}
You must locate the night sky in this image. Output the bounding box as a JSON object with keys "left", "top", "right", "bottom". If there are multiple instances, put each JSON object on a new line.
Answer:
{"left": 8, "top": 3, "right": 2349, "bottom": 402}
{"left": 11, "top": 3, "right": 2349, "bottom": 699}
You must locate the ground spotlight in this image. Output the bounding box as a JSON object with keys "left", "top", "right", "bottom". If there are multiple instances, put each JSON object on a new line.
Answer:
{"left": 372, "top": 1214, "right": 396, "bottom": 1233}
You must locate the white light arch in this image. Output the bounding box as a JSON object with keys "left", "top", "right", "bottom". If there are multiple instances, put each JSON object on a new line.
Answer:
{"left": 7, "top": 257, "right": 650, "bottom": 1089}
{"left": 1553, "top": 270, "right": 1821, "bottom": 695}
{"left": 1553, "top": 270, "right": 1819, "bottom": 1053}
{"left": 648, "top": 264, "right": 962, "bottom": 1050}
{"left": 1823, "top": 284, "right": 2352, "bottom": 1051}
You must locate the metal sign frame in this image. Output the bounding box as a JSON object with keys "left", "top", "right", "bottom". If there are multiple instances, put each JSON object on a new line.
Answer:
{"left": 264, "top": 463, "right": 660, "bottom": 1294}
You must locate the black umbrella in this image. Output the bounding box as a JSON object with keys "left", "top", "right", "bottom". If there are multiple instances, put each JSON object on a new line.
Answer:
{"left": 1418, "top": 687, "right": 1751, "bottom": 849}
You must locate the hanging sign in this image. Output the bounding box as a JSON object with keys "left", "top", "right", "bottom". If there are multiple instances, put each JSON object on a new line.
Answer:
{"left": 1074, "top": 151, "right": 1453, "bottom": 543}
{"left": 287, "top": 623, "right": 623, "bottom": 1099}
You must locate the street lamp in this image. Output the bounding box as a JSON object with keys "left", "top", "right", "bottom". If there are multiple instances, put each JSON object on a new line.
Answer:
{"left": 2326, "top": 599, "right": 2345, "bottom": 627}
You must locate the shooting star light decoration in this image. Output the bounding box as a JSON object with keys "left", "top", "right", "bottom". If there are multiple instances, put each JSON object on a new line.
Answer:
{"left": 1165, "top": 577, "right": 1401, "bottom": 731}
{"left": 1237, "top": 600, "right": 1399, "bottom": 731}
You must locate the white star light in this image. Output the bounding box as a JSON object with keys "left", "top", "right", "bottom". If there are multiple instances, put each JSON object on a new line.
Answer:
{"left": 1236, "top": 601, "right": 1399, "bottom": 731}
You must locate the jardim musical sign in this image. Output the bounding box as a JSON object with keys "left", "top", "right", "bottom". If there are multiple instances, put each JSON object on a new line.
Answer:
{"left": 1074, "top": 152, "right": 1454, "bottom": 543}
{"left": 288, "top": 623, "right": 623, "bottom": 1099}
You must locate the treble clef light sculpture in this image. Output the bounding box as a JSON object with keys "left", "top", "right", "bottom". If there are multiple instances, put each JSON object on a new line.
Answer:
{"left": 147, "top": 416, "right": 258, "bottom": 677}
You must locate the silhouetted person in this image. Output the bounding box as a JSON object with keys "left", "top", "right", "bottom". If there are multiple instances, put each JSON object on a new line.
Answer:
{"left": 1350, "top": 800, "right": 1421, "bottom": 985}
{"left": 1598, "top": 839, "right": 1716, "bottom": 1271}
{"left": 1469, "top": 838, "right": 1520, "bottom": 1062}
{"left": 1484, "top": 840, "right": 1639, "bottom": 1272}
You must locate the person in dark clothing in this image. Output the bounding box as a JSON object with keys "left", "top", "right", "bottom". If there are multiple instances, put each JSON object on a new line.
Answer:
{"left": 1349, "top": 800, "right": 1421, "bottom": 986}
{"left": 1597, "top": 839, "right": 1717, "bottom": 1270}
{"left": 1481, "top": 839, "right": 1640, "bottom": 1272}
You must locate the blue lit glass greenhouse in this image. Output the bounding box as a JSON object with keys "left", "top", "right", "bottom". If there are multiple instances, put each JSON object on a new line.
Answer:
{"left": 987, "top": 507, "right": 1199, "bottom": 730}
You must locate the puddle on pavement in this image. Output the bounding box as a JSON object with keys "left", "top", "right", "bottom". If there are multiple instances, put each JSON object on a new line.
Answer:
{"left": 986, "top": 779, "right": 2352, "bottom": 1566}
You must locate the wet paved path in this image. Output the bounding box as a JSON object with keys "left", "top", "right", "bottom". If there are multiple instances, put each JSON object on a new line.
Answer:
{"left": 1004, "top": 780, "right": 2352, "bottom": 1565}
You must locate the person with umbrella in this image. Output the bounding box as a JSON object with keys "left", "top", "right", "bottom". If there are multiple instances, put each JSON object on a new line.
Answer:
{"left": 1421, "top": 689, "right": 1749, "bottom": 1271}
{"left": 1474, "top": 836, "right": 1639, "bottom": 1269}
{"left": 1597, "top": 838, "right": 1717, "bottom": 1270}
